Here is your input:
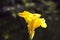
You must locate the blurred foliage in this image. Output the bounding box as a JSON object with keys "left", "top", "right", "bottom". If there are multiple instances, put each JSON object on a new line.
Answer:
{"left": 0, "top": 0, "right": 60, "bottom": 40}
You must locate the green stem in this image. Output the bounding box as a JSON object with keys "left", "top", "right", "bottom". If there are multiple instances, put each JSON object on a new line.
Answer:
{"left": 29, "top": 37, "right": 32, "bottom": 40}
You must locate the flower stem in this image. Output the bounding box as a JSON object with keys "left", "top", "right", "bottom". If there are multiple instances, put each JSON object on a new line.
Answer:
{"left": 29, "top": 37, "right": 32, "bottom": 40}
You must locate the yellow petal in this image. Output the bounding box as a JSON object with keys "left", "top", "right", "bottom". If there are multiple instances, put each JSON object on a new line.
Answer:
{"left": 18, "top": 11, "right": 47, "bottom": 40}
{"left": 33, "top": 13, "right": 41, "bottom": 17}
{"left": 30, "top": 31, "right": 35, "bottom": 40}
{"left": 32, "top": 18, "right": 41, "bottom": 30}
{"left": 18, "top": 11, "right": 32, "bottom": 18}
{"left": 39, "top": 18, "right": 47, "bottom": 28}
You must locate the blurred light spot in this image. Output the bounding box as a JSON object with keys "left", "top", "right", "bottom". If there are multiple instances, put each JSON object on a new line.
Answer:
{"left": 3, "top": 6, "right": 8, "bottom": 12}
{"left": 4, "top": 35, "right": 9, "bottom": 39}
{"left": 37, "top": 8, "right": 40, "bottom": 10}
{"left": 30, "top": 3, "right": 35, "bottom": 6}
{"left": 53, "top": 10, "right": 58, "bottom": 14}
{"left": 7, "top": 7, "right": 10, "bottom": 11}
{"left": 2, "top": 33, "right": 10, "bottom": 40}
{"left": 17, "top": 4, "right": 21, "bottom": 8}
{"left": 48, "top": 16, "right": 52, "bottom": 20}
{"left": 25, "top": 3, "right": 30, "bottom": 7}
{"left": 10, "top": 7, "right": 15, "bottom": 10}
{"left": 25, "top": 3, "right": 35, "bottom": 7}
{"left": 55, "top": 17, "right": 59, "bottom": 21}
{"left": 12, "top": 13, "right": 16, "bottom": 18}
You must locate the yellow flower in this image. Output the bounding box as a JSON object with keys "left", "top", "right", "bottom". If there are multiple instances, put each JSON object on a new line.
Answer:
{"left": 18, "top": 11, "right": 47, "bottom": 40}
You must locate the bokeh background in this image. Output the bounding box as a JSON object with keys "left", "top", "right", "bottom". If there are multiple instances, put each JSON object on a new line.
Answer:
{"left": 0, "top": 0, "right": 60, "bottom": 40}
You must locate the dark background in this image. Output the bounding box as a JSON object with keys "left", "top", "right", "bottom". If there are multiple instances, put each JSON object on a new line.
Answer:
{"left": 0, "top": 0, "right": 60, "bottom": 40}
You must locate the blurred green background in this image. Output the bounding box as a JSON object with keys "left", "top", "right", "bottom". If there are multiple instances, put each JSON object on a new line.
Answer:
{"left": 0, "top": 0, "right": 60, "bottom": 40}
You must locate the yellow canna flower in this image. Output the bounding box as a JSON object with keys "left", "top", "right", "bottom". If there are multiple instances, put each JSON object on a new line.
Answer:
{"left": 18, "top": 11, "right": 47, "bottom": 40}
